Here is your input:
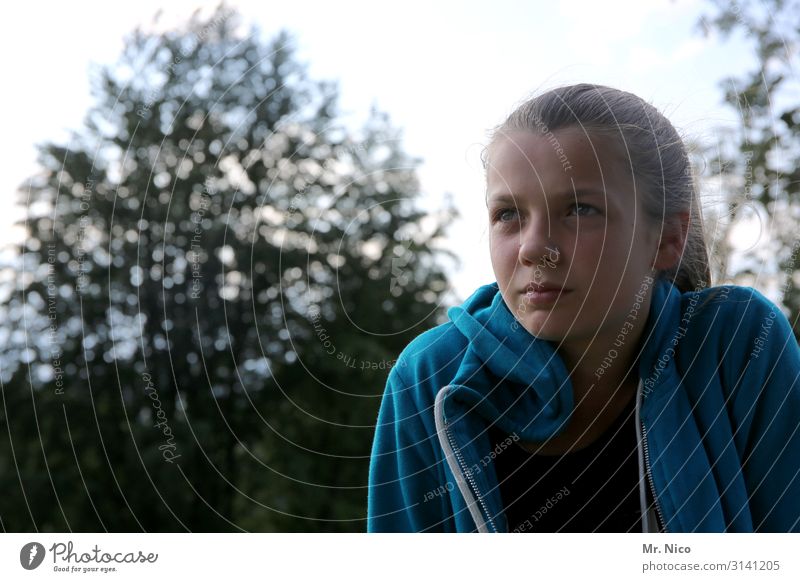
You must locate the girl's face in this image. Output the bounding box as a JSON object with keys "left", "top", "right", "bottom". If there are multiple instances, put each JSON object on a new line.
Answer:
{"left": 487, "top": 128, "right": 675, "bottom": 348}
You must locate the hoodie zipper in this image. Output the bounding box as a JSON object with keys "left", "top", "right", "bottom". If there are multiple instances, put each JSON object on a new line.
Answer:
{"left": 641, "top": 420, "right": 667, "bottom": 532}
{"left": 443, "top": 423, "right": 498, "bottom": 533}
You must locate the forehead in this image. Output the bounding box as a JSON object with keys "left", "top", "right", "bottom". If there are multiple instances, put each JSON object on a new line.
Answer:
{"left": 486, "top": 128, "right": 632, "bottom": 199}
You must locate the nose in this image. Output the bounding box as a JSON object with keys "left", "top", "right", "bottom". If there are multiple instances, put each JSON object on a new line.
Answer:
{"left": 518, "top": 213, "right": 558, "bottom": 268}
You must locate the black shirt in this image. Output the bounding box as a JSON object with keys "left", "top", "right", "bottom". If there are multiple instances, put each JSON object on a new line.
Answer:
{"left": 489, "top": 393, "right": 651, "bottom": 532}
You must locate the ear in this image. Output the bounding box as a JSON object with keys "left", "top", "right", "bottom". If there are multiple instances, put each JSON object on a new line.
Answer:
{"left": 652, "top": 211, "right": 690, "bottom": 271}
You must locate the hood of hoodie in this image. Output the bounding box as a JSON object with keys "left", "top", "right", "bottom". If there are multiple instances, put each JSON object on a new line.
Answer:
{"left": 440, "top": 275, "right": 682, "bottom": 442}
{"left": 432, "top": 275, "right": 685, "bottom": 532}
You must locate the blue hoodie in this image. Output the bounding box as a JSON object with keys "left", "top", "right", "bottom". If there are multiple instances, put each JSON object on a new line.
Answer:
{"left": 367, "top": 277, "right": 800, "bottom": 532}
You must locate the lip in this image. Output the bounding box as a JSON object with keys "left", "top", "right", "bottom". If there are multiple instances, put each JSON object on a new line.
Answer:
{"left": 522, "top": 284, "right": 571, "bottom": 305}
{"left": 522, "top": 282, "right": 570, "bottom": 293}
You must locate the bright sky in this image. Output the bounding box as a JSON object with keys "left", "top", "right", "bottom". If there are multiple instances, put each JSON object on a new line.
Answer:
{"left": 0, "top": 0, "right": 757, "bottom": 303}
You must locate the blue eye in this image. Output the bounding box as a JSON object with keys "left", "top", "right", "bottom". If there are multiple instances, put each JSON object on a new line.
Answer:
{"left": 568, "top": 203, "right": 600, "bottom": 216}
{"left": 492, "top": 208, "right": 519, "bottom": 223}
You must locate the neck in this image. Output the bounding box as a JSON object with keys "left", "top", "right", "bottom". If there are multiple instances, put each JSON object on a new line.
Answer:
{"left": 555, "top": 314, "right": 648, "bottom": 416}
{"left": 518, "top": 334, "right": 642, "bottom": 455}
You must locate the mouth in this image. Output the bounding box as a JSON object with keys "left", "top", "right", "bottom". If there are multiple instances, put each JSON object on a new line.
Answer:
{"left": 521, "top": 282, "right": 571, "bottom": 304}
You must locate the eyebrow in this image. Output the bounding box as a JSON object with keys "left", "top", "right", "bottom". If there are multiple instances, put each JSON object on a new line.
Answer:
{"left": 487, "top": 189, "right": 607, "bottom": 204}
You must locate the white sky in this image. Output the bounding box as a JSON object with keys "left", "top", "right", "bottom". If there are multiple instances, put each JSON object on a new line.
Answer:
{"left": 0, "top": 0, "right": 757, "bottom": 303}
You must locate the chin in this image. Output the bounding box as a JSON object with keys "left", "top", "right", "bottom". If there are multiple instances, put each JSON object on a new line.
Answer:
{"left": 518, "top": 319, "right": 567, "bottom": 341}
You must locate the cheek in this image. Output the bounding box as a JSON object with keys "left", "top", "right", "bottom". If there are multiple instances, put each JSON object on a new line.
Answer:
{"left": 569, "top": 233, "right": 606, "bottom": 267}
{"left": 576, "top": 226, "right": 639, "bottom": 268}
{"left": 489, "top": 235, "right": 517, "bottom": 268}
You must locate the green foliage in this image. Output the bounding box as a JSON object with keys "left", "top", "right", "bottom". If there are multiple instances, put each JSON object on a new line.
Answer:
{"left": 0, "top": 5, "right": 457, "bottom": 531}
{"left": 697, "top": 0, "right": 800, "bottom": 337}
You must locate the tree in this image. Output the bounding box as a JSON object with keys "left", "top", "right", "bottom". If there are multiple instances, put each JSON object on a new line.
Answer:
{"left": 0, "top": 4, "right": 457, "bottom": 531}
{"left": 697, "top": 0, "right": 800, "bottom": 337}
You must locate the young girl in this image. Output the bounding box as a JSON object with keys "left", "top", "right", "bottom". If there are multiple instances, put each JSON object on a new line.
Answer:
{"left": 367, "top": 83, "right": 800, "bottom": 533}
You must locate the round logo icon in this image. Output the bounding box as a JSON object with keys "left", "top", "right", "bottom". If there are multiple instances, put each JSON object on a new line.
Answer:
{"left": 20, "top": 542, "right": 46, "bottom": 570}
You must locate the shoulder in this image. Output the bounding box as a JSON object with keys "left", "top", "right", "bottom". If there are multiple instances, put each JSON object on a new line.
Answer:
{"left": 677, "top": 283, "right": 796, "bottom": 377}
{"left": 389, "top": 320, "right": 469, "bottom": 408}
{"left": 394, "top": 320, "right": 469, "bottom": 382}
{"left": 680, "top": 284, "right": 782, "bottom": 327}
